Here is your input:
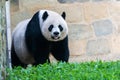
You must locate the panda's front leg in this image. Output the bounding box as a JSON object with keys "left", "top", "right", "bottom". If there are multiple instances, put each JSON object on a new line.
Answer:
{"left": 33, "top": 55, "right": 50, "bottom": 66}
{"left": 33, "top": 51, "right": 50, "bottom": 65}
{"left": 32, "top": 48, "right": 50, "bottom": 65}
{"left": 51, "top": 36, "right": 69, "bottom": 62}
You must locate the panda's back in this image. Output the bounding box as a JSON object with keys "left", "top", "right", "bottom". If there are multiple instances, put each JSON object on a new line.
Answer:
{"left": 12, "top": 19, "right": 35, "bottom": 64}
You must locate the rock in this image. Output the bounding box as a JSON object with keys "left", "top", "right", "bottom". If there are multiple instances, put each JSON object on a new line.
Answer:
{"left": 92, "top": 19, "right": 113, "bottom": 37}
{"left": 86, "top": 39, "right": 110, "bottom": 54}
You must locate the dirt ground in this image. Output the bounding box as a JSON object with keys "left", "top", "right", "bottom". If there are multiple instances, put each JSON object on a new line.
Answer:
{"left": 50, "top": 53, "right": 120, "bottom": 63}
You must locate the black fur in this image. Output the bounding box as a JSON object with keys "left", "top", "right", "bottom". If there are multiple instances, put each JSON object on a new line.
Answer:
{"left": 11, "top": 11, "right": 69, "bottom": 67}
{"left": 61, "top": 12, "right": 66, "bottom": 20}
{"left": 50, "top": 36, "right": 69, "bottom": 62}
{"left": 48, "top": 25, "right": 54, "bottom": 32}
{"left": 42, "top": 11, "right": 48, "bottom": 21}
{"left": 58, "top": 25, "right": 63, "bottom": 31}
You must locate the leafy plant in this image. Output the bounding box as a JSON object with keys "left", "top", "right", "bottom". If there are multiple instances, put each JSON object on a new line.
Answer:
{"left": 7, "top": 61, "right": 120, "bottom": 80}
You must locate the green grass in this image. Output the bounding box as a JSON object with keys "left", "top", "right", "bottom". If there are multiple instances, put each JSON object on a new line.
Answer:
{"left": 7, "top": 61, "right": 120, "bottom": 80}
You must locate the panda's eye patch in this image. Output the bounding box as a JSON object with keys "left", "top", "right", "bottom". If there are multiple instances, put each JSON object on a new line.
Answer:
{"left": 48, "top": 25, "right": 54, "bottom": 31}
{"left": 58, "top": 25, "right": 63, "bottom": 31}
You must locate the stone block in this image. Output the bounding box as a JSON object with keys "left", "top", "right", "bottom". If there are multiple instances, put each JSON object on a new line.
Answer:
{"left": 19, "top": 0, "right": 58, "bottom": 7}
{"left": 86, "top": 39, "right": 110, "bottom": 54}
{"left": 11, "top": 0, "right": 19, "bottom": 12}
{"left": 91, "top": 0, "right": 110, "bottom": 2}
{"left": 68, "top": 23, "right": 93, "bottom": 40}
{"left": 11, "top": 10, "right": 31, "bottom": 30}
{"left": 92, "top": 0, "right": 103, "bottom": 2}
{"left": 118, "top": 25, "right": 120, "bottom": 33}
{"left": 69, "top": 40, "right": 86, "bottom": 55}
{"left": 109, "top": 3, "right": 120, "bottom": 26}
{"left": 92, "top": 19, "right": 113, "bottom": 37}
{"left": 22, "top": 3, "right": 83, "bottom": 23}
{"left": 53, "top": 3, "right": 83, "bottom": 23}
{"left": 111, "top": 35, "right": 120, "bottom": 53}
{"left": 83, "top": 3, "right": 109, "bottom": 23}
{"left": 57, "top": 0, "right": 89, "bottom": 3}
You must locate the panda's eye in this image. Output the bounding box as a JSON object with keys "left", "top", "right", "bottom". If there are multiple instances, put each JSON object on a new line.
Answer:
{"left": 48, "top": 25, "right": 53, "bottom": 32}
{"left": 58, "top": 25, "right": 63, "bottom": 31}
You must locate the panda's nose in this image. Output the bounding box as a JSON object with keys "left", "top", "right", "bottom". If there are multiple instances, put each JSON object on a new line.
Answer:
{"left": 53, "top": 32, "right": 59, "bottom": 36}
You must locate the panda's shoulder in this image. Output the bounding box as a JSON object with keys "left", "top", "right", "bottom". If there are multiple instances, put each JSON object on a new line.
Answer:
{"left": 16, "top": 19, "right": 31, "bottom": 29}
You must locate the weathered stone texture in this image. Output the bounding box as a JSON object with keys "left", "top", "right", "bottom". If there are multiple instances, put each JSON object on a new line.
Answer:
{"left": 92, "top": 19, "right": 113, "bottom": 37}
{"left": 53, "top": 3, "right": 83, "bottom": 23}
{"left": 58, "top": 0, "right": 89, "bottom": 3}
{"left": 87, "top": 39, "right": 111, "bottom": 54}
{"left": 111, "top": 35, "right": 120, "bottom": 53}
{"left": 57, "top": 0, "right": 112, "bottom": 3}
{"left": 11, "top": 10, "right": 31, "bottom": 29}
{"left": 118, "top": 25, "right": 120, "bottom": 33}
{"left": 109, "top": 3, "right": 120, "bottom": 27}
{"left": 92, "top": 0, "right": 104, "bottom": 1}
{"left": 68, "top": 24, "right": 93, "bottom": 40}
{"left": 19, "top": 0, "right": 58, "bottom": 8}
{"left": 69, "top": 40, "right": 86, "bottom": 55}
{"left": 83, "top": 3, "right": 109, "bottom": 23}
{"left": 11, "top": 3, "right": 83, "bottom": 28}
{"left": 68, "top": 23, "right": 92, "bottom": 55}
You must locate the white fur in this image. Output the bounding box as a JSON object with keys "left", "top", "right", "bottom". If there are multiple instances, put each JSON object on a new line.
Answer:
{"left": 40, "top": 10, "right": 68, "bottom": 41}
{"left": 12, "top": 19, "right": 35, "bottom": 64}
{"left": 12, "top": 10, "right": 68, "bottom": 64}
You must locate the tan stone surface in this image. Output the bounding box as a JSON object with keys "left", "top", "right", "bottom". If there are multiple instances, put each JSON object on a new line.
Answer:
{"left": 109, "top": 3, "right": 120, "bottom": 31}
{"left": 111, "top": 34, "right": 120, "bottom": 53}
{"left": 69, "top": 40, "right": 86, "bottom": 56}
{"left": 11, "top": 3, "right": 84, "bottom": 29}
{"left": 69, "top": 53, "right": 120, "bottom": 62}
{"left": 86, "top": 39, "right": 111, "bottom": 54}
{"left": 19, "top": 0, "right": 58, "bottom": 9}
{"left": 68, "top": 23, "right": 93, "bottom": 40}
{"left": 51, "top": 53, "right": 120, "bottom": 62}
{"left": 109, "top": 3, "right": 120, "bottom": 19}
{"left": 25, "top": 3, "right": 83, "bottom": 23}
{"left": 83, "top": 2, "right": 109, "bottom": 23}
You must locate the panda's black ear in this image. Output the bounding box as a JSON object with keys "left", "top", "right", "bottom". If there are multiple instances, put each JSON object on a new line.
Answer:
{"left": 26, "top": 11, "right": 40, "bottom": 38}
{"left": 27, "top": 11, "right": 40, "bottom": 28}
{"left": 61, "top": 12, "right": 66, "bottom": 20}
{"left": 42, "top": 11, "right": 48, "bottom": 21}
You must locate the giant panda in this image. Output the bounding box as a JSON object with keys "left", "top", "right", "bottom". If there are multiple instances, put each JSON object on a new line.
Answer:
{"left": 11, "top": 10, "right": 69, "bottom": 67}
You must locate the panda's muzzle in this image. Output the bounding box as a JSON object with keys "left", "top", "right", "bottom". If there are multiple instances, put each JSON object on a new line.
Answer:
{"left": 51, "top": 32, "right": 60, "bottom": 40}
{"left": 53, "top": 32, "right": 59, "bottom": 36}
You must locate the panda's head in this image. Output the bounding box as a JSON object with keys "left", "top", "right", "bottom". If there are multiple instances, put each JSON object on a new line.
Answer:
{"left": 39, "top": 10, "right": 68, "bottom": 41}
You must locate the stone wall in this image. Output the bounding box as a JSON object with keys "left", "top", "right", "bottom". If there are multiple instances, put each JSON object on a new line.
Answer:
{"left": 11, "top": 0, "right": 120, "bottom": 61}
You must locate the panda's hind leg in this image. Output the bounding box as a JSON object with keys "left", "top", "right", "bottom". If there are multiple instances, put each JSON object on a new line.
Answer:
{"left": 11, "top": 43, "right": 27, "bottom": 68}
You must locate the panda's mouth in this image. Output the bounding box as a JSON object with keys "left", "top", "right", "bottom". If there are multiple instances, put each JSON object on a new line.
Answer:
{"left": 51, "top": 36, "right": 60, "bottom": 40}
